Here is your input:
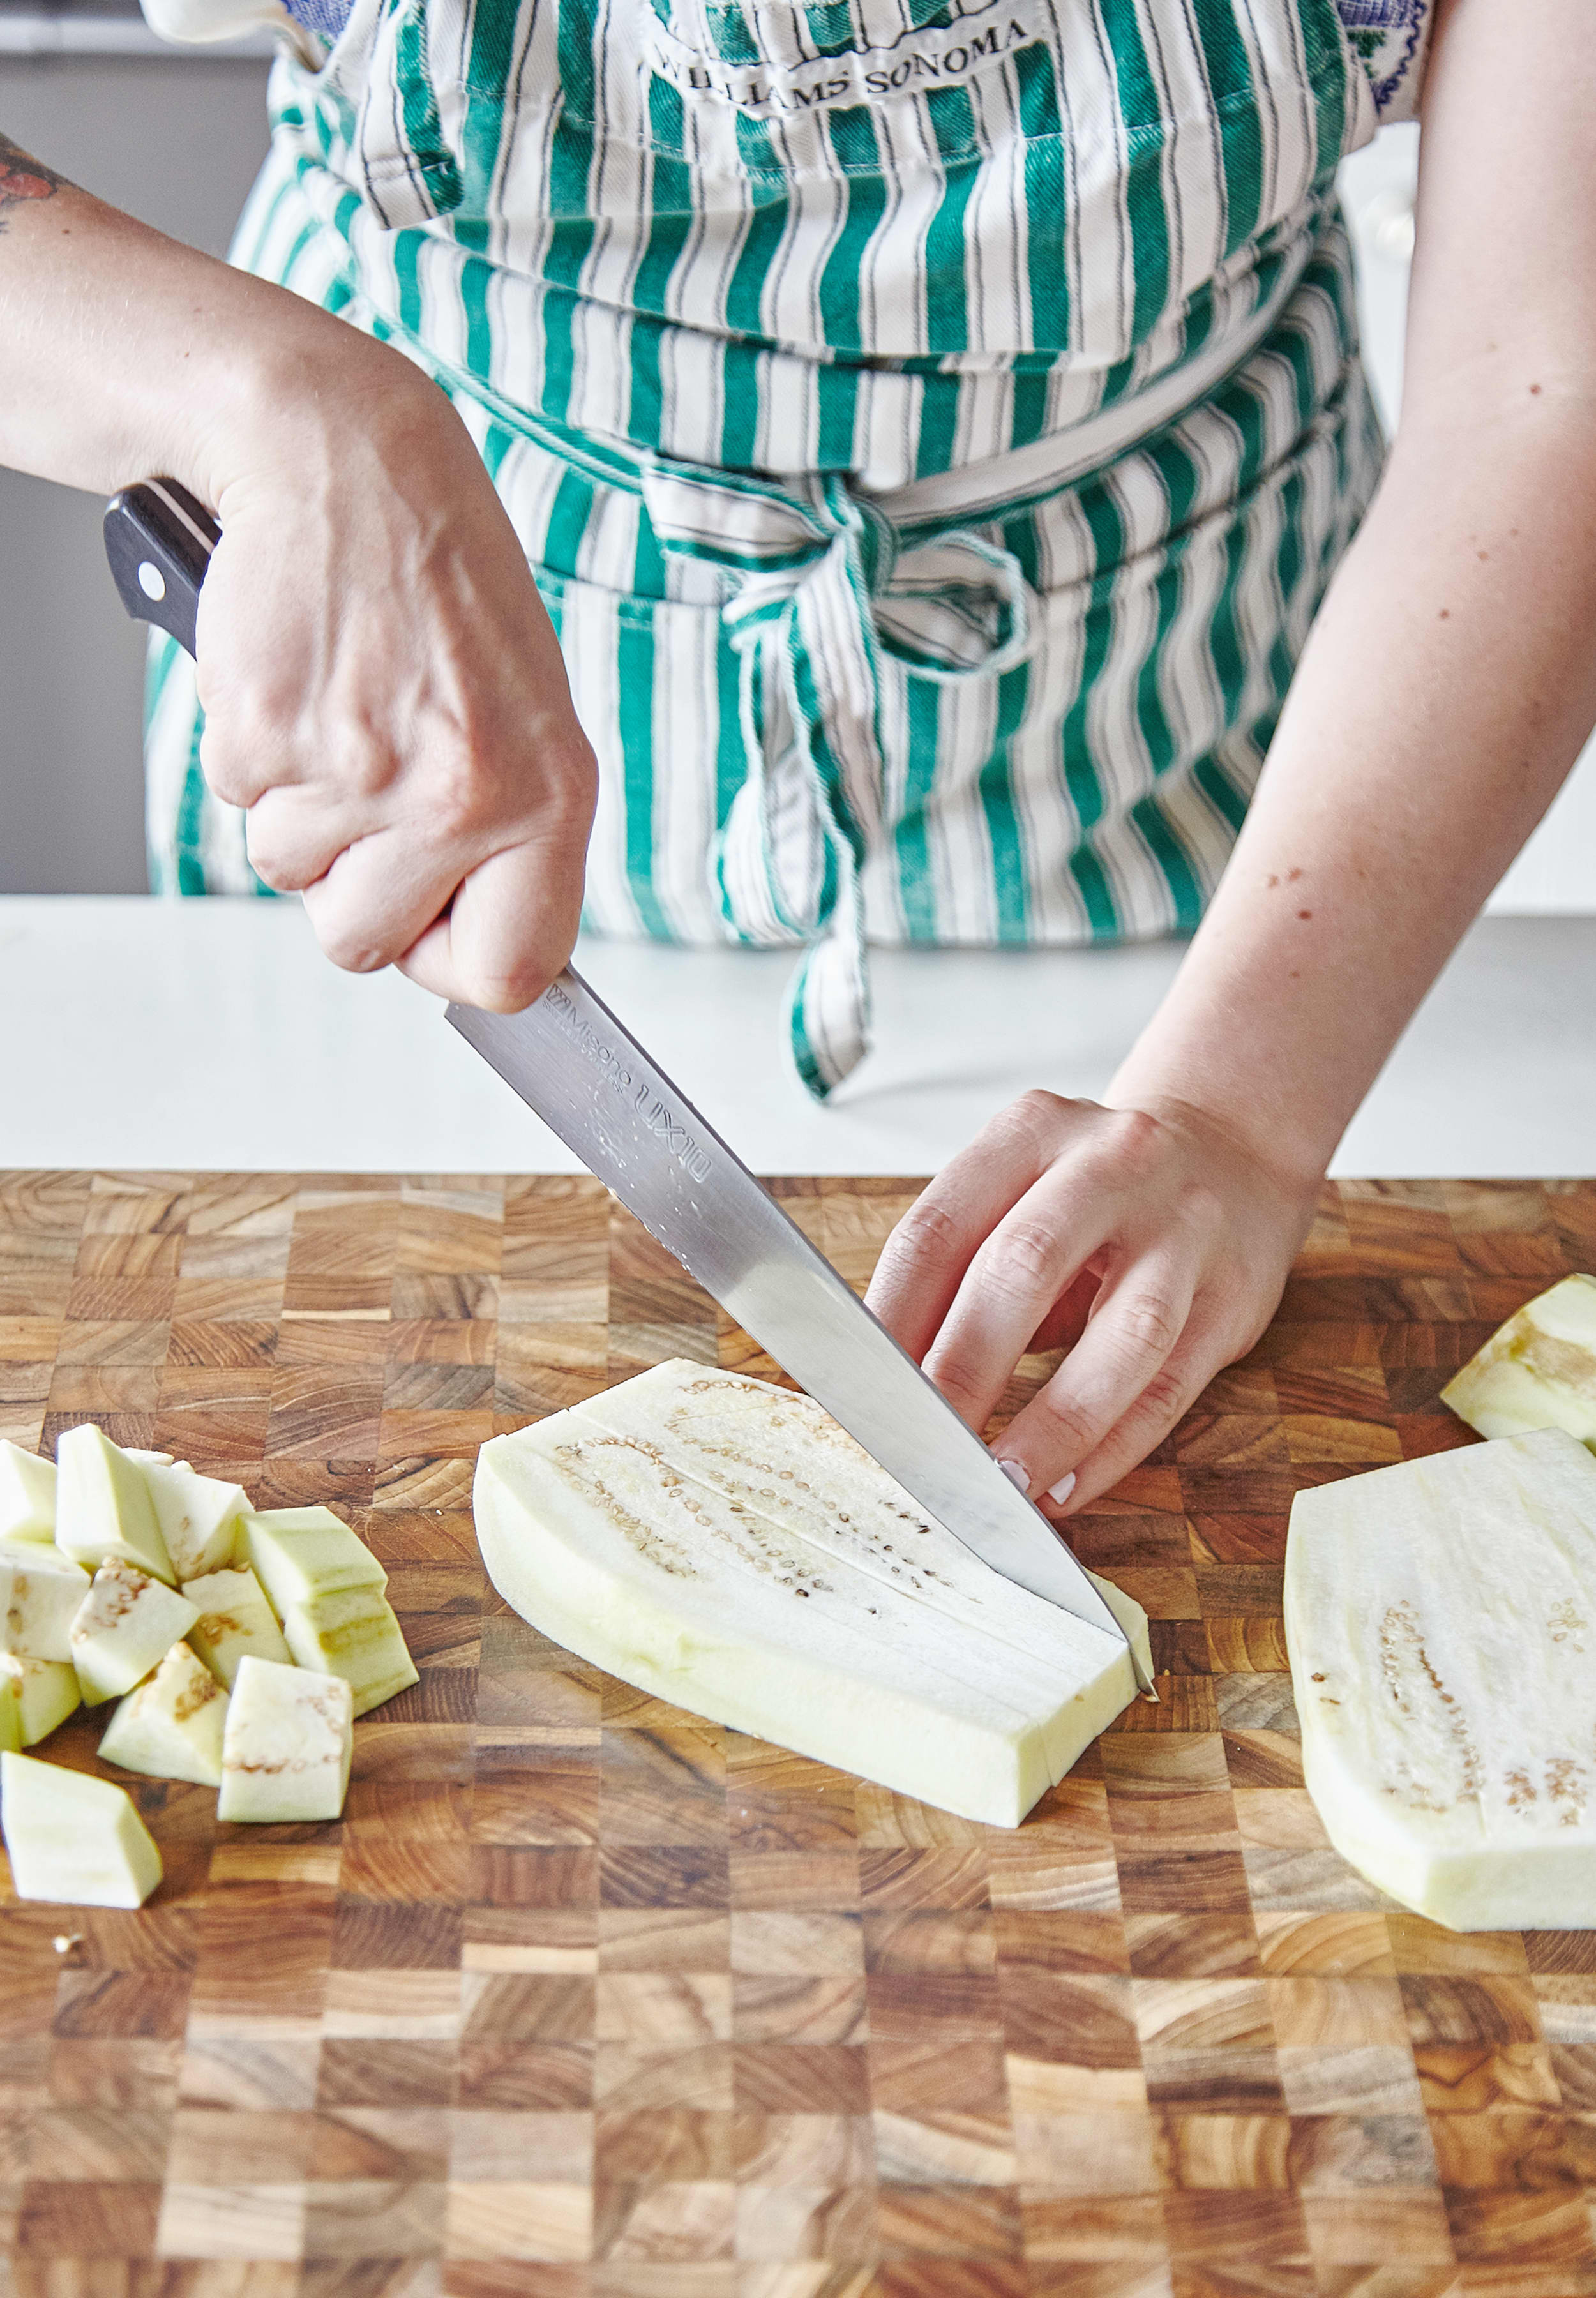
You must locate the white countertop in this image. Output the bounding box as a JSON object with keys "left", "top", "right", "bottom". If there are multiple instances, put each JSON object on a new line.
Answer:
{"left": 3, "top": 896, "right": 1593, "bottom": 1176}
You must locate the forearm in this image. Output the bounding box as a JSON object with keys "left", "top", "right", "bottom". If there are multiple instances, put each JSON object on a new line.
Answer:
{"left": 1110, "top": 402, "right": 1596, "bottom": 1180}
{"left": 0, "top": 133, "right": 417, "bottom": 506}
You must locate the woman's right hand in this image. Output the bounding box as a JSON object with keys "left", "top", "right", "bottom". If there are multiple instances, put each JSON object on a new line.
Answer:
{"left": 195, "top": 334, "right": 596, "bottom": 1010}
{"left": 0, "top": 137, "right": 594, "bottom": 1010}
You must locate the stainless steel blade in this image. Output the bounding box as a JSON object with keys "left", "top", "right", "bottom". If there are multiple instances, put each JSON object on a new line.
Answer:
{"left": 449, "top": 970, "right": 1143, "bottom": 1678}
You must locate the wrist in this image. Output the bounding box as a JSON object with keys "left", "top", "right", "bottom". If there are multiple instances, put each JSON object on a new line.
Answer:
{"left": 1103, "top": 1065, "right": 1330, "bottom": 1210}
{"left": 1104, "top": 899, "right": 1376, "bottom": 1198}
{"left": 180, "top": 274, "right": 436, "bottom": 513}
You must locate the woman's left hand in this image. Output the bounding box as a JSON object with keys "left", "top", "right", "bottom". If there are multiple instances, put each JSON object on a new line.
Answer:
{"left": 874, "top": 0, "right": 1596, "bottom": 1514}
{"left": 863, "top": 1090, "right": 1321, "bottom": 1513}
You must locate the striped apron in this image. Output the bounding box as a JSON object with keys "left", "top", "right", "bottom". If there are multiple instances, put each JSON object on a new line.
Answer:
{"left": 146, "top": 0, "right": 1419, "bottom": 1095}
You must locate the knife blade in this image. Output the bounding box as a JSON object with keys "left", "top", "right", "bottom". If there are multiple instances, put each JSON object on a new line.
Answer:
{"left": 449, "top": 975, "right": 1145, "bottom": 1679}
{"left": 101, "top": 476, "right": 1142, "bottom": 1682}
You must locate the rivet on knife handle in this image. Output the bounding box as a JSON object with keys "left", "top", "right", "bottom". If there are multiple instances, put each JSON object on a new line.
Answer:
{"left": 103, "top": 478, "right": 218, "bottom": 658}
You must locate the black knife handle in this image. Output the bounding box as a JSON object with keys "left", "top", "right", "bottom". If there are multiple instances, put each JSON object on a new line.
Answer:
{"left": 104, "top": 478, "right": 218, "bottom": 658}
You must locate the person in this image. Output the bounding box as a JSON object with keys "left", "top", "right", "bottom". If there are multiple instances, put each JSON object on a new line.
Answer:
{"left": 2, "top": 0, "right": 1592, "bottom": 1520}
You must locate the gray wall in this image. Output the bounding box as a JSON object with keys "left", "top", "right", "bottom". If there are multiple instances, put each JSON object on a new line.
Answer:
{"left": 0, "top": 55, "right": 271, "bottom": 894}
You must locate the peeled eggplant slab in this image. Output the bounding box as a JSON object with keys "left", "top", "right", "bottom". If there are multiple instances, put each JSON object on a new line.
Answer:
{"left": 0, "top": 1442, "right": 56, "bottom": 1544}
{"left": 1286, "top": 1427, "right": 1596, "bottom": 1930}
{"left": 1442, "top": 1272, "right": 1596, "bottom": 1446}
{"left": 1, "top": 1750, "right": 162, "bottom": 1907}
{"left": 474, "top": 1362, "right": 1146, "bottom": 1829}
{"left": 217, "top": 1656, "right": 353, "bottom": 1824}
{"left": 0, "top": 1654, "right": 80, "bottom": 1749}
{"left": 100, "top": 1640, "right": 227, "bottom": 1787}
{"left": 55, "top": 1424, "right": 174, "bottom": 1583}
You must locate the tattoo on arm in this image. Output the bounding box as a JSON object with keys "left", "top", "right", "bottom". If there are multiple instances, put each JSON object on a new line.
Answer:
{"left": 0, "top": 136, "right": 71, "bottom": 232}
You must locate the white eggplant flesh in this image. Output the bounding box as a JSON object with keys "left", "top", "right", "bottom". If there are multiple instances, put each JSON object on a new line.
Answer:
{"left": 139, "top": 1461, "right": 248, "bottom": 1583}
{"left": 70, "top": 1561, "right": 199, "bottom": 1706}
{"left": 55, "top": 1425, "right": 174, "bottom": 1583}
{"left": 100, "top": 1640, "right": 228, "bottom": 1787}
{"left": 0, "top": 1540, "right": 91, "bottom": 1662}
{"left": 183, "top": 1566, "right": 292, "bottom": 1687}
{"left": 280, "top": 1586, "right": 418, "bottom": 1717}
{"left": 1286, "top": 1427, "right": 1596, "bottom": 1930}
{"left": 0, "top": 1441, "right": 57, "bottom": 1543}
{"left": 239, "top": 1508, "right": 386, "bottom": 1618}
{"left": 1442, "top": 1272, "right": 1596, "bottom": 1447}
{"left": 474, "top": 1362, "right": 1145, "bottom": 1829}
{"left": 217, "top": 1655, "right": 353, "bottom": 1823}
{"left": 0, "top": 1654, "right": 80, "bottom": 1749}
{"left": 578, "top": 1365, "right": 1154, "bottom": 1692}
{"left": 1, "top": 1749, "right": 162, "bottom": 1907}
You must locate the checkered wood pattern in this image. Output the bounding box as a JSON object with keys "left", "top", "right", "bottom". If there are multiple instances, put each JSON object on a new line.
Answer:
{"left": 0, "top": 1168, "right": 1593, "bottom": 2298}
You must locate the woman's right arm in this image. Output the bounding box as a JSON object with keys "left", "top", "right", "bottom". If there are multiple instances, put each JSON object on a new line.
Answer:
{"left": 0, "top": 136, "right": 596, "bottom": 1009}
{"left": 0, "top": 133, "right": 324, "bottom": 500}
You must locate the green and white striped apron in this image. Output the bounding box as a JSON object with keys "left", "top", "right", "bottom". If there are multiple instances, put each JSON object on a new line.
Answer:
{"left": 146, "top": 0, "right": 1420, "bottom": 1095}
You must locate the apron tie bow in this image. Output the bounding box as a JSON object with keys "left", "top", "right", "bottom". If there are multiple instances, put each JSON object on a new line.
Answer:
{"left": 644, "top": 463, "right": 1039, "bottom": 1099}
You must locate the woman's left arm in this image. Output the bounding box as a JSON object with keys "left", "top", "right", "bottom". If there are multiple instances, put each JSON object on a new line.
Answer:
{"left": 866, "top": 0, "right": 1596, "bottom": 1510}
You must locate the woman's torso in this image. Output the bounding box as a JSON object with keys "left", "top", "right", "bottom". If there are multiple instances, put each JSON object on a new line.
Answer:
{"left": 145, "top": 0, "right": 1431, "bottom": 1093}
{"left": 235, "top": 0, "right": 1429, "bottom": 487}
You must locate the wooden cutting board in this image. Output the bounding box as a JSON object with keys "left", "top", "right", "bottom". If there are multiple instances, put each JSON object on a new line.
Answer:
{"left": 1, "top": 1168, "right": 1593, "bottom": 2297}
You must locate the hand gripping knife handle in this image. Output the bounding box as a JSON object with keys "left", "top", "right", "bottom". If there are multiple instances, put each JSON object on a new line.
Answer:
{"left": 104, "top": 477, "right": 218, "bottom": 658}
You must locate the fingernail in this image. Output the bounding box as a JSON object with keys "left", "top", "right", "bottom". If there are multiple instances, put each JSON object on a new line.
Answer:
{"left": 996, "top": 1457, "right": 1030, "bottom": 1496}
{"left": 1047, "top": 1471, "right": 1077, "bottom": 1505}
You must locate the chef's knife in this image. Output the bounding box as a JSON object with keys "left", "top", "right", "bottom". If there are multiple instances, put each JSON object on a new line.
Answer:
{"left": 105, "top": 478, "right": 1146, "bottom": 1683}
{"left": 450, "top": 979, "right": 1145, "bottom": 1676}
